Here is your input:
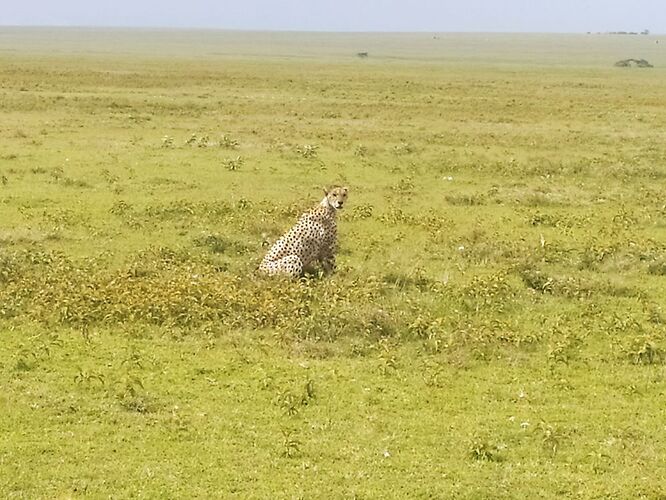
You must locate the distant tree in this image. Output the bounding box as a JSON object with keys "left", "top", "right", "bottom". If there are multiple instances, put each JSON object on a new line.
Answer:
{"left": 614, "top": 58, "right": 653, "bottom": 68}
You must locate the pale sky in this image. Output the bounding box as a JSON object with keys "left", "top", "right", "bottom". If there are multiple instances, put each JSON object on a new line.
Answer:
{"left": 2, "top": 0, "right": 664, "bottom": 34}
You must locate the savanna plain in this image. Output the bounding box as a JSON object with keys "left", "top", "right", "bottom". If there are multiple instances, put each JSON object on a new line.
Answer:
{"left": 1, "top": 29, "right": 666, "bottom": 498}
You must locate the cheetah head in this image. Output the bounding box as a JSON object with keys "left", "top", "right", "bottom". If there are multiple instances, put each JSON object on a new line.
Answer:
{"left": 322, "top": 186, "right": 349, "bottom": 210}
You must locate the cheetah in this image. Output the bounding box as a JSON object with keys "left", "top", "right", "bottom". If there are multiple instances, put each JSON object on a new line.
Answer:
{"left": 259, "top": 186, "right": 349, "bottom": 278}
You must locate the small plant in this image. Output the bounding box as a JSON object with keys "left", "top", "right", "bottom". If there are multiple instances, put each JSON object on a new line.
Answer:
{"left": 546, "top": 323, "right": 582, "bottom": 367}
{"left": 197, "top": 134, "right": 211, "bottom": 147}
{"left": 468, "top": 435, "right": 504, "bottom": 462}
{"left": 377, "top": 339, "right": 399, "bottom": 375}
{"left": 349, "top": 204, "right": 374, "bottom": 220}
{"left": 100, "top": 169, "right": 119, "bottom": 185}
{"left": 161, "top": 135, "right": 175, "bottom": 148}
{"left": 444, "top": 193, "right": 487, "bottom": 206}
{"left": 529, "top": 212, "right": 560, "bottom": 227}
{"left": 276, "top": 379, "right": 316, "bottom": 416}
{"left": 192, "top": 233, "right": 247, "bottom": 254}
{"left": 580, "top": 241, "right": 617, "bottom": 270}
{"left": 625, "top": 334, "right": 664, "bottom": 365}
{"left": 296, "top": 144, "right": 318, "bottom": 158}
{"left": 74, "top": 368, "right": 105, "bottom": 385}
{"left": 13, "top": 334, "right": 64, "bottom": 368}
{"left": 647, "top": 258, "right": 666, "bottom": 276}
{"left": 421, "top": 359, "right": 446, "bottom": 387}
{"left": 121, "top": 351, "right": 144, "bottom": 370}
{"left": 354, "top": 144, "right": 368, "bottom": 157}
{"left": 393, "top": 142, "right": 415, "bottom": 155}
{"left": 116, "top": 374, "right": 152, "bottom": 413}
{"left": 538, "top": 421, "right": 561, "bottom": 457}
{"left": 606, "top": 314, "right": 665, "bottom": 365}
{"left": 50, "top": 166, "right": 64, "bottom": 182}
{"left": 13, "top": 348, "right": 37, "bottom": 371}
{"left": 109, "top": 200, "right": 132, "bottom": 216}
{"left": 612, "top": 206, "right": 637, "bottom": 228}
{"left": 223, "top": 156, "right": 244, "bottom": 171}
{"left": 277, "top": 391, "right": 301, "bottom": 416}
{"left": 80, "top": 323, "right": 93, "bottom": 344}
{"left": 219, "top": 134, "right": 240, "bottom": 149}
{"left": 392, "top": 176, "right": 415, "bottom": 195}
{"left": 460, "top": 271, "right": 517, "bottom": 313}
{"left": 281, "top": 429, "right": 301, "bottom": 458}
{"left": 185, "top": 133, "right": 212, "bottom": 147}
{"left": 236, "top": 198, "right": 252, "bottom": 210}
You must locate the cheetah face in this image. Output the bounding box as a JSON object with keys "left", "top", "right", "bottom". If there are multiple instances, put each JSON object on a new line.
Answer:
{"left": 325, "top": 186, "right": 349, "bottom": 210}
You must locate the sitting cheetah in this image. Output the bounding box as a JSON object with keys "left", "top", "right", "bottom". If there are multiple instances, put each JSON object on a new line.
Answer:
{"left": 259, "top": 186, "right": 349, "bottom": 278}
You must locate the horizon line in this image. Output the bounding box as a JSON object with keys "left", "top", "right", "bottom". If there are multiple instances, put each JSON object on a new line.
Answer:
{"left": 0, "top": 24, "right": 663, "bottom": 36}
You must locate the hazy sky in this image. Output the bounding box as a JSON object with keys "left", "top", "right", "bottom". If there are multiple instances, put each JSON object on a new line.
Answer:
{"left": 2, "top": 0, "right": 665, "bottom": 33}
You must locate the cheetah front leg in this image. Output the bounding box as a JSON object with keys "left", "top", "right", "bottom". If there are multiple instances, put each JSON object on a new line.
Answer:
{"left": 317, "top": 245, "right": 337, "bottom": 274}
{"left": 321, "top": 254, "right": 336, "bottom": 274}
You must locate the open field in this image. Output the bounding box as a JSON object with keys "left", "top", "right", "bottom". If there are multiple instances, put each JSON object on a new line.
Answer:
{"left": 1, "top": 28, "right": 666, "bottom": 497}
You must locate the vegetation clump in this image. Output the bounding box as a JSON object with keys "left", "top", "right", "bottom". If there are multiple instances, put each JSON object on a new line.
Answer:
{"left": 614, "top": 58, "right": 653, "bottom": 68}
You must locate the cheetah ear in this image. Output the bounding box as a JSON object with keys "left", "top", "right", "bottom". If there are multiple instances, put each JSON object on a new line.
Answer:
{"left": 322, "top": 187, "right": 329, "bottom": 196}
{"left": 342, "top": 186, "right": 349, "bottom": 193}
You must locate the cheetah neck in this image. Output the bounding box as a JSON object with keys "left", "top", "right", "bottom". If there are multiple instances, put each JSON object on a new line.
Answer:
{"left": 314, "top": 199, "right": 337, "bottom": 221}
{"left": 319, "top": 196, "right": 339, "bottom": 212}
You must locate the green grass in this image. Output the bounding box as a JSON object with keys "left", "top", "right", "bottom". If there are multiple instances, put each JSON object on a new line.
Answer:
{"left": 1, "top": 28, "right": 666, "bottom": 498}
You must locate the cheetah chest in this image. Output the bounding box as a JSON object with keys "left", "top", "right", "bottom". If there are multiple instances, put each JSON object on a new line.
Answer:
{"left": 287, "top": 216, "right": 336, "bottom": 263}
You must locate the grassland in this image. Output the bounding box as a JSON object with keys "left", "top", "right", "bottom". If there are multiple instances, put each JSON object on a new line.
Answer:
{"left": 1, "top": 28, "right": 666, "bottom": 498}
